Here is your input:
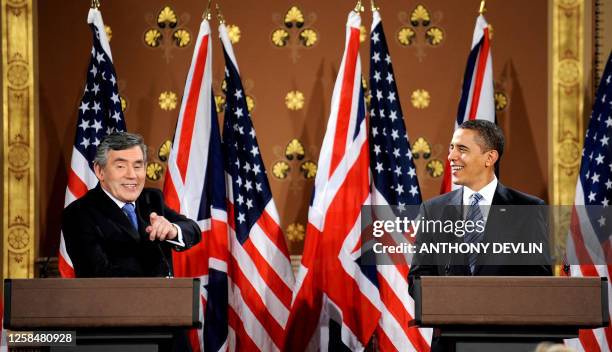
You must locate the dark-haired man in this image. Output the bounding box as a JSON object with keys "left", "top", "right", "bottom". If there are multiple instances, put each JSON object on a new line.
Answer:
{"left": 62, "top": 132, "right": 201, "bottom": 277}
{"left": 408, "top": 120, "right": 552, "bottom": 350}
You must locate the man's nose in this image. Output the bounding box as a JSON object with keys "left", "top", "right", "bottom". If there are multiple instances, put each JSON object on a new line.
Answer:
{"left": 125, "top": 165, "right": 137, "bottom": 178}
{"left": 448, "top": 148, "right": 457, "bottom": 161}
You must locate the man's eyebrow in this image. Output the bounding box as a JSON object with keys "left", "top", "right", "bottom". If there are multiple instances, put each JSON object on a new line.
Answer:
{"left": 112, "top": 158, "right": 144, "bottom": 163}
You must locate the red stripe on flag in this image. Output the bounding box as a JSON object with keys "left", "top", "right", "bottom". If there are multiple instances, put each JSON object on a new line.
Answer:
{"left": 228, "top": 253, "right": 285, "bottom": 350}
{"left": 257, "top": 210, "right": 290, "bottom": 258}
{"left": 172, "top": 233, "right": 208, "bottom": 277}
{"left": 570, "top": 206, "right": 600, "bottom": 274}
{"left": 67, "top": 169, "right": 89, "bottom": 199}
{"left": 242, "top": 240, "right": 292, "bottom": 308}
{"left": 176, "top": 34, "right": 209, "bottom": 182}
{"left": 439, "top": 159, "right": 452, "bottom": 194}
{"left": 579, "top": 328, "right": 602, "bottom": 352}
{"left": 467, "top": 28, "right": 490, "bottom": 120}
{"left": 162, "top": 170, "right": 181, "bottom": 213}
{"left": 58, "top": 253, "right": 75, "bottom": 278}
{"left": 228, "top": 305, "right": 260, "bottom": 351}
{"left": 329, "top": 27, "right": 361, "bottom": 177}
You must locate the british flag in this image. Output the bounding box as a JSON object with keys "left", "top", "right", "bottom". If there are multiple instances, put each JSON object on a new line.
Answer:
{"left": 440, "top": 14, "right": 495, "bottom": 194}
{"left": 369, "top": 9, "right": 432, "bottom": 352}
{"left": 59, "top": 8, "right": 126, "bottom": 278}
{"left": 564, "top": 51, "right": 612, "bottom": 352}
{"left": 285, "top": 10, "right": 382, "bottom": 350}
{"left": 218, "top": 23, "right": 294, "bottom": 351}
{"left": 162, "top": 17, "right": 228, "bottom": 352}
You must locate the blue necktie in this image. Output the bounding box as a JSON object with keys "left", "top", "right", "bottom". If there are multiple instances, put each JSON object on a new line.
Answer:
{"left": 122, "top": 203, "right": 138, "bottom": 231}
{"left": 464, "top": 192, "right": 484, "bottom": 274}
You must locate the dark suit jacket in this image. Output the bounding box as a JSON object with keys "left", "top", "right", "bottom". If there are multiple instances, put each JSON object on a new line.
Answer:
{"left": 62, "top": 184, "right": 201, "bottom": 277}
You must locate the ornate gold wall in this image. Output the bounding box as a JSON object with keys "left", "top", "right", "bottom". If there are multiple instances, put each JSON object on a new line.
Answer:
{"left": 0, "top": 0, "right": 594, "bottom": 273}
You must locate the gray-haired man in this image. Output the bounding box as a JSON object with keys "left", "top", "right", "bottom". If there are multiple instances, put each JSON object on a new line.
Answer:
{"left": 62, "top": 132, "right": 201, "bottom": 277}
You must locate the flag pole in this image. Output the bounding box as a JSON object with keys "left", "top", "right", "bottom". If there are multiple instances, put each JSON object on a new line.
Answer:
{"left": 370, "top": 0, "right": 379, "bottom": 11}
{"left": 90, "top": 0, "right": 100, "bottom": 9}
{"left": 202, "top": 0, "right": 213, "bottom": 20}
{"left": 354, "top": 0, "right": 364, "bottom": 12}
{"left": 479, "top": 0, "right": 487, "bottom": 14}
{"left": 215, "top": 3, "right": 226, "bottom": 24}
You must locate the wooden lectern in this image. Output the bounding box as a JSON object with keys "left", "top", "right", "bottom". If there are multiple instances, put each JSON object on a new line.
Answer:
{"left": 4, "top": 278, "right": 200, "bottom": 351}
{"left": 412, "top": 276, "right": 609, "bottom": 352}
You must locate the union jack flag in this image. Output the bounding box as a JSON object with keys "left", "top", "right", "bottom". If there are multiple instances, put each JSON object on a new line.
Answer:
{"left": 369, "top": 9, "right": 431, "bottom": 352}
{"left": 440, "top": 14, "right": 495, "bottom": 194}
{"left": 218, "top": 23, "right": 294, "bottom": 351}
{"left": 285, "top": 10, "right": 381, "bottom": 350}
{"left": 59, "top": 8, "right": 126, "bottom": 278}
{"left": 564, "top": 50, "right": 612, "bottom": 352}
{"left": 162, "top": 18, "right": 228, "bottom": 351}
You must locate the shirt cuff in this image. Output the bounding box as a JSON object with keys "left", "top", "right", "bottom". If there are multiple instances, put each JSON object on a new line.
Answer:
{"left": 166, "top": 224, "right": 185, "bottom": 247}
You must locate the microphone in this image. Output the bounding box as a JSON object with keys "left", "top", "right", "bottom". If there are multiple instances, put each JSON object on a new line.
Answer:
{"left": 144, "top": 193, "right": 174, "bottom": 278}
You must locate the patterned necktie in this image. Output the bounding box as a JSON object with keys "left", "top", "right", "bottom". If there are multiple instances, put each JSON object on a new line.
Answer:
{"left": 122, "top": 203, "right": 138, "bottom": 231}
{"left": 464, "top": 192, "right": 484, "bottom": 274}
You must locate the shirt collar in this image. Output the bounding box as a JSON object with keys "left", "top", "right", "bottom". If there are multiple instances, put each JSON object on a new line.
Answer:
{"left": 101, "top": 186, "right": 136, "bottom": 210}
{"left": 462, "top": 176, "right": 498, "bottom": 205}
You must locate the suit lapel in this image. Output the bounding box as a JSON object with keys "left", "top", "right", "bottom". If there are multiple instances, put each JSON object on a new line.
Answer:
{"left": 92, "top": 185, "right": 141, "bottom": 242}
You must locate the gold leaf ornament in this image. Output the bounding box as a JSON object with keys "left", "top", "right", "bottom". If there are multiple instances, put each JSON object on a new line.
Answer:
{"left": 215, "top": 95, "right": 226, "bottom": 113}
{"left": 285, "top": 139, "right": 305, "bottom": 160}
{"left": 173, "top": 29, "right": 191, "bottom": 47}
{"left": 105, "top": 25, "right": 112, "bottom": 42}
{"left": 272, "top": 29, "right": 290, "bottom": 47}
{"left": 158, "top": 91, "right": 178, "bottom": 111}
{"left": 495, "top": 92, "right": 508, "bottom": 111}
{"left": 120, "top": 96, "right": 128, "bottom": 112}
{"left": 284, "top": 6, "right": 305, "bottom": 28}
{"left": 246, "top": 95, "right": 255, "bottom": 112}
{"left": 299, "top": 29, "right": 318, "bottom": 47}
{"left": 425, "top": 27, "right": 444, "bottom": 45}
{"left": 360, "top": 25, "right": 367, "bottom": 43}
{"left": 146, "top": 162, "right": 164, "bottom": 181}
{"left": 411, "top": 89, "right": 430, "bottom": 109}
{"left": 411, "top": 5, "right": 431, "bottom": 26}
{"left": 411, "top": 137, "right": 431, "bottom": 159}
{"left": 285, "top": 91, "right": 305, "bottom": 111}
{"left": 227, "top": 25, "right": 241, "bottom": 44}
{"left": 300, "top": 161, "right": 317, "bottom": 179}
{"left": 286, "top": 223, "right": 305, "bottom": 241}
{"left": 397, "top": 27, "right": 416, "bottom": 46}
{"left": 273, "top": 161, "right": 291, "bottom": 179}
{"left": 158, "top": 140, "right": 172, "bottom": 161}
{"left": 157, "top": 6, "right": 177, "bottom": 28}
{"left": 144, "top": 29, "right": 162, "bottom": 47}
{"left": 426, "top": 159, "right": 444, "bottom": 178}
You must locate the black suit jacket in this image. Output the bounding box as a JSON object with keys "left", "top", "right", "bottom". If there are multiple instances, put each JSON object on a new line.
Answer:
{"left": 409, "top": 183, "right": 552, "bottom": 291}
{"left": 62, "top": 185, "right": 201, "bottom": 277}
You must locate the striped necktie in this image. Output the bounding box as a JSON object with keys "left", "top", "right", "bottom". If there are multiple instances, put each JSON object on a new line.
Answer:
{"left": 464, "top": 192, "right": 484, "bottom": 274}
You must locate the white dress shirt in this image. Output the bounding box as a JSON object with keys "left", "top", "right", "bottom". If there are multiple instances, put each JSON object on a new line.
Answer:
{"left": 462, "top": 176, "right": 498, "bottom": 222}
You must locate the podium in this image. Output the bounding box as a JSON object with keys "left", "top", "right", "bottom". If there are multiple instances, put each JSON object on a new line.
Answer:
{"left": 412, "top": 276, "right": 609, "bottom": 352}
{"left": 4, "top": 278, "right": 200, "bottom": 351}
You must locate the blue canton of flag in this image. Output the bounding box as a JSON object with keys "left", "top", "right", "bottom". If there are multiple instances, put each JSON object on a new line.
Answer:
{"left": 369, "top": 17, "right": 421, "bottom": 209}
{"left": 221, "top": 51, "right": 271, "bottom": 244}
{"left": 75, "top": 24, "right": 126, "bottom": 169}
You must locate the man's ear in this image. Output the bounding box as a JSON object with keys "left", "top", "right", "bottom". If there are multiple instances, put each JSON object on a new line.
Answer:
{"left": 93, "top": 163, "right": 103, "bottom": 180}
{"left": 486, "top": 150, "right": 499, "bottom": 167}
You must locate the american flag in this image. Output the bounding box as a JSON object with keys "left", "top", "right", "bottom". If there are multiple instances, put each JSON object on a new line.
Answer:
{"left": 369, "top": 10, "right": 432, "bottom": 352}
{"left": 59, "top": 8, "right": 126, "bottom": 278}
{"left": 218, "top": 23, "right": 294, "bottom": 351}
{"left": 285, "top": 10, "right": 381, "bottom": 350}
{"left": 162, "top": 18, "right": 228, "bottom": 352}
{"left": 440, "top": 14, "right": 495, "bottom": 194}
{"left": 564, "top": 51, "right": 612, "bottom": 352}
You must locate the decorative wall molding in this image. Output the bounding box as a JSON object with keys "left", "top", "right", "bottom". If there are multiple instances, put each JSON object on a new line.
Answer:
{"left": 2, "top": 0, "right": 36, "bottom": 278}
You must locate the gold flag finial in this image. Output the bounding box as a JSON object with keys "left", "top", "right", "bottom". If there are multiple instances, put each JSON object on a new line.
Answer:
{"left": 354, "top": 0, "right": 364, "bottom": 13}
{"left": 479, "top": 0, "right": 487, "bottom": 15}
{"left": 202, "top": 0, "right": 213, "bottom": 20}
{"left": 371, "top": 0, "right": 379, "bottom": 12}
{"left": 216, "top": 3, "right": 226, "bottom": 24}
{"left": 90, "top": 0, "right": 100, "bottom": 9}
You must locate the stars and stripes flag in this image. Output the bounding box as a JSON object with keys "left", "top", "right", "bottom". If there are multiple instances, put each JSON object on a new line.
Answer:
{"left": 285, "top": 10, "right": 382, "bottom": 350}
{"left": 368, "top": 9, "right": 432, "bottom": 352}
{"left": 162, "top": 17, "right": 228, "bottom": 352}
{"left": 440, "top": 14, "right": 495, "bottom": 194}
{"left": 564, "top": 51, "right": 612, "bottom": 352}
{"left": 59, "top": 8, "right": 126, "bottom": 278}
{"left": 218, "top": 22, "right": 294, "bottom": 351}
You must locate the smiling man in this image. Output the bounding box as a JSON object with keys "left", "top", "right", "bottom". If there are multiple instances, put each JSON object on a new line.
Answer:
{"left": 62, "top": 132, "right": 201, "bottom": 277}
{"left": 408, "top": 120, "right": 552, "bottom": 351}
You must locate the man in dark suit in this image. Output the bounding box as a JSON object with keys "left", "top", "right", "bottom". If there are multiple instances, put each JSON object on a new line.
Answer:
{"left": 62, "top": 132, "right": 201, "bottom": 278}
{"left": 408, "top": 120, "right": 552, "bottom": 351}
